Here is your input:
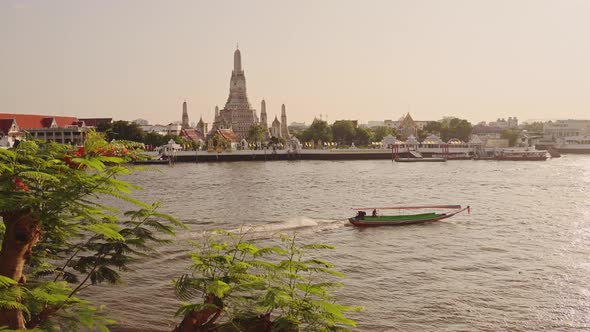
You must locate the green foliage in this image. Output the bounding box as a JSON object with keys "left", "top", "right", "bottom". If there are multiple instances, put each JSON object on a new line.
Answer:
{"left": 332, "top": 121, "right": 356, "bottom": 145}
{"left": 248, "top": 124, "right": 267, "bottom": 145}
{"left": 501, "top": 129, "right": 520, "bottom": 147}
{"left": 371, "top": 126, "right": 396, "bottom": 141}
{"left": 424, "top": 118, "right": 473, "bottom": 142}
{"left": 0, "top": 277, "right": 28, "bottom": 320}
{"left": 0, "top": 132, "right": 183, "bottom": 330}
{"left": 101, "top": 120, "right": 145, "bottom": 142}
{"left": 354, "top": 127, "right": 372, "bottom": 147}
{"left": 297, "top": 119, "right": 333, "bottom": 144}
{"left": 175, "top": 229, "right": 362, "bottom": 331}
{"left": 209, "top": 133, "right": 230, "bottom": 152}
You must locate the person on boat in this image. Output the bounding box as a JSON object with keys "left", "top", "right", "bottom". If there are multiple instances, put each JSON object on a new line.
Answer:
{"left": 372, "top": 209, "right": 377, "bottom": 217}
{"left": 356, "top": 211, "right": 366, "bottom": 219}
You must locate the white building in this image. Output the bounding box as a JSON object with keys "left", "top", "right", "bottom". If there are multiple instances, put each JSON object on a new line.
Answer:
{"left": 543, "top": 120, "right": 590, "bottom": 139}
{"left": 139, "top": 124, "right": 182, "bottom": 136}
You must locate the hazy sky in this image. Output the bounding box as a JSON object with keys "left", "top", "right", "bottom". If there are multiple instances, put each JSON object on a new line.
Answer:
{"left": 1, "top": 0, "right": 589, "bottom": 125}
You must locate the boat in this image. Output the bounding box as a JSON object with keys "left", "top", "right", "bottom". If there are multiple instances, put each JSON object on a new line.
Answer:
{"left": 494, "top": 149, "right": 548, "bottom": 161}
{"left": 395, "top": 157, "right": 446, "bottom": 162}
{"left": 553, "top": 136, "right": 590, "bottom": 154}
{"left": 349, "top": 205, "right": 470, "bottom": 227}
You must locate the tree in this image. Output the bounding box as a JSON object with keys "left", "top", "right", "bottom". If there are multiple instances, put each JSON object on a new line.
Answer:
{"left": 144, "top": 131, "right": 169, "bottom": 147}
{"left": 354, "top": 127, "right": 372, "bottom": 147}
{"left": 431, "top": 118, "right": 473, "bottom": 142}
{"left": 107, "top": 121, "right": 145, "bottom": 142}
{"left": 417, "top": 128, "right": 428, "bottom": 142}
{"left": 0, "top": 132, "right": 183, "bottom": 329}
{"left": 247, "top": 124, "right": 267, "bottom": 146}
{"left": 371, "top": 126, "right": 396, "bottom": 142}
{"left": 423, "top": 121, "right": 442, "bottom": 136}
{"left": 297, "top": 119, "right": 332, "bottom": 144}
{"left": 501, "top": 129, "right": 519, "bottom": 147}
{"left": 209, "top": 133, "right": 230, "bottom": 152}
{"left": 332, "top": 121, "right": 356, "bottom": 145}
{"left": 173, "top": 229, "right": 362, "bottom": 332}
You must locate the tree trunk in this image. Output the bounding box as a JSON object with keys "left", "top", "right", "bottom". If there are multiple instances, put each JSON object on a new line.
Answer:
{"left": 0, "top": 210, "right": 41, "bottom": 330}
{"left": 173, "top": 294, "right": 223, "bottom": 332}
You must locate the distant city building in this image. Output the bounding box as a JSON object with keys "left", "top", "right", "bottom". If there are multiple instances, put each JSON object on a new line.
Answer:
{"left": 367, "top": 121, "right": 385, "bottom": 128}
{"left": 289, "top": 122, "right": 307, "bottom": 130}
{"left": 79, "top": 118, "right": 112, "bottom": 127}
{"left": 210, "top": 47, "right": 289, "bottom": 141}
{"left": 139, "top": 123, "right": 182, "bottom": 136}
{"left": 543, "top": 119, "right": 590, "bottom": 139}
{"left": 0, "top": 113, "right": 90, "bottom": 147}
{"left": 489, "top": 117, "right": 518, "bottom": 129}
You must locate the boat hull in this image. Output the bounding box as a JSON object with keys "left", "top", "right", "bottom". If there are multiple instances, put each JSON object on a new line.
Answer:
{"left": 495, "top": 156, "right": 548, "bottom": 161}
{"left": 555, "top": 148, "right": 590, "bottom": 154}
{"left": 349, "top": 206, "right": 469, "bottom": 227}
{"left": 349, "top": 214, "right": 450, "bottom": 227}
{"left": 395, "top": 158, "right": 446, "bottom": 162}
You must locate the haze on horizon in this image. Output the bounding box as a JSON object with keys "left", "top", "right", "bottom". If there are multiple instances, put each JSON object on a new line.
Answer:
{"left": 1, "top": 0, "right": 589, "bottom": 126}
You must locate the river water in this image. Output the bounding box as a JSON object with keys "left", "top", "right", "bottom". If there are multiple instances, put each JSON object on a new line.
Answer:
{"left": 87, "top": 156, "right": 590, "bottom": 331}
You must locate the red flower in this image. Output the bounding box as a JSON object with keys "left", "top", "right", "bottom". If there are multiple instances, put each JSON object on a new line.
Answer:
{"left": 75, "top": 146, "right": 85, "bottom": 157}
{"left": 15, "top": 177, "right": 29, "bottom": 192}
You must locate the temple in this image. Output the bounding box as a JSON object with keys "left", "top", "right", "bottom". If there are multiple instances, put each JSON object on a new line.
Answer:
{"left": 211, "top": 47, "right": 259, "bottom": 139}
{"left": 210, "top": 47, "right": 290, "bottom": 141}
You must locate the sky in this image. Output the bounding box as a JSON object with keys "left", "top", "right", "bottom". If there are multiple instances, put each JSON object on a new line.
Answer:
{"left": 1, "top": 0, "right": 590, "bottom": 126}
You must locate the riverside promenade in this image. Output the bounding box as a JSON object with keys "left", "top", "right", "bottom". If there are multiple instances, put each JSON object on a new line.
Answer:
{"left": 146, "top": 148, "right": 474, "bottom": 163}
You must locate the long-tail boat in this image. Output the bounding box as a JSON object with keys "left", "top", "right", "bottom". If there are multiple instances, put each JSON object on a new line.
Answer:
{"left": 349, "top": 205, "right": 470, "bottom": 227}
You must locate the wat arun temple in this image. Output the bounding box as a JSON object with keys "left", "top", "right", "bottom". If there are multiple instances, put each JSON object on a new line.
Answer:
{"left": 211, "top": 48, "right": 289, "bottom": 141}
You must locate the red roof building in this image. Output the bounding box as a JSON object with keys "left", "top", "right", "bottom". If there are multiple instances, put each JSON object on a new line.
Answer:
{"left": 0, "top": 113, "right": 89, "bottom": 146}
{"left": 216, "top": 128, "right": 240, "bottom": 143}
{"left": 180, "top": 128, "right": 206, "bottom": 143}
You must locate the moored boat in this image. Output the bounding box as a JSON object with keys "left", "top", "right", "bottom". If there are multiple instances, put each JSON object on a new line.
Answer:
{"left": 395, "top": 157, "right": 447, "bottom": 162}
{"left": 554, "top": 136, "right": 590, "bottom": 154}
{"left": 349, "top": 205, "right": 470, "bottom": 227}
{"left": 494, "top": 149, "right": 548, "bottom": 161}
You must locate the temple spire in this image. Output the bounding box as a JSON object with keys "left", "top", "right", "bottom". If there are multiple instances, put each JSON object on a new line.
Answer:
{"left": 234, "top": 47, "right": 242, "bottom": 72}
{"left": 181, "top": 101, "right": 189, "bottom": 129}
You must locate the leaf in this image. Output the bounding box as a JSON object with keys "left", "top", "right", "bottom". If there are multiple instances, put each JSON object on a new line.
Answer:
{"left": 205, "top": 280, "right": 231, "bottom": 298}
{"left": 18, "top": 171, "right": 60, "bottom": 184}
{"left": 81, "top": 223, "right": 125, "bottom": 241}
{"left": 0, "top": 276, "right": 16, "bottom": 288}
{"left": 301, "top": 243, "right": 336, "bottom": 250}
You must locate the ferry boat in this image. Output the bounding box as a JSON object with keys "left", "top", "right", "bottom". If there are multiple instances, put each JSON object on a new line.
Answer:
{"left": 494, "top": 149, "right": 548, "bottom": 161}
{"left": 554, "top": 136, "right": 590, "bottom": 154}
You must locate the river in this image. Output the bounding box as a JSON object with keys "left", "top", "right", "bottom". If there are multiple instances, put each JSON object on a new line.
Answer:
{"left": 85, "top": 156, "right": 590, "bottom": 331}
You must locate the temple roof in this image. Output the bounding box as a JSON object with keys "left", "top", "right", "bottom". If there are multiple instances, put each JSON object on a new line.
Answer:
{"left": 400, "top": 113, "right": 415, "bottom": 127}
{"left": 217, "top": 128, "right": 239, "bottom": 142}
{"left": 272, "top": 116, "right": 281, "bottom": 126}
{"left": 180, "top": 129, "right": 205, "bottom": 142}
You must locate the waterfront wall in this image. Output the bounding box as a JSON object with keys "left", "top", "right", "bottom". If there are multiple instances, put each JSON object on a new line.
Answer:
{"left": 152, "top": 148, "right": 475, "bottom": 163}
